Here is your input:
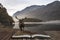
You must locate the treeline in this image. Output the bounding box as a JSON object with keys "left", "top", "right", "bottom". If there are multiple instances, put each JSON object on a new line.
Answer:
{"left": 22, "top": 17, "right": 42, "bottom": 22}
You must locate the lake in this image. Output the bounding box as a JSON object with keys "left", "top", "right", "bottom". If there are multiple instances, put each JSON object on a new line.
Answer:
{"left": 13, "top": 22, "right": 60, "bottom": 33}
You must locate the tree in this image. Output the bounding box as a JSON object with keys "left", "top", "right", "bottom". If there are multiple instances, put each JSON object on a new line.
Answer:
{"left": 0, "top": 4, "right": 14, "bottom": 27}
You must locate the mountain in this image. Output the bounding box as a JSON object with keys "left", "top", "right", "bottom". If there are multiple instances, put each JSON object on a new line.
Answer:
{"left": 0, "top": 3, "right": 14, "bottom": 27}
{"left": 13, "top": 1, "right": 60, "bottom": 21}
{"left": 31, "top": 1, "right": 60, "bottom": 21}
{"left": 13, "top": 5, "right": 45, "bottom": 16}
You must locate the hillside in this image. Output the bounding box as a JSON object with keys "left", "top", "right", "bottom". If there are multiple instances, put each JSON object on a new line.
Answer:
{"left": 0, "top": 3, "right": 14, "bottom": 27}
{"left": 13, "top": 1, "right": 60, "bottom": 21}
{"left": 13, "top": 5, "right": 45, "bottom": 17}
{"left": 33, "top": 1, "right": 60, "bottom": 21}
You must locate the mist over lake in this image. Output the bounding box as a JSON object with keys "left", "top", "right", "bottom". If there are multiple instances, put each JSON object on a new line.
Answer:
{"left": 13, "top": 20, "right": 60, "bottom": 33}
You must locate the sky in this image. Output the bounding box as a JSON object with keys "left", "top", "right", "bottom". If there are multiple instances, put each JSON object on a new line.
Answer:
{"left": 0, "top": 0, "right": 59, "bottom": 16}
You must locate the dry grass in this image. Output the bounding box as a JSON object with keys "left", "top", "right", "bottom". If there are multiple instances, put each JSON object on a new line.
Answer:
{"left": 45, "top": 31, "right": 60, "bottom": 40}
{"left": 0, "top": 27, "right": 60, "bottom": 40}
{"left": 14, "top": 30, "right": 37, "bottom": 36}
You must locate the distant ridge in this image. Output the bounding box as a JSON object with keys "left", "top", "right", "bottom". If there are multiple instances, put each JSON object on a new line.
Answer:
{"left": 13, "top": 1, "right": 60, "bottom": 21}
{"left": 13, "top": 5, "right": 45, "bottom": 16}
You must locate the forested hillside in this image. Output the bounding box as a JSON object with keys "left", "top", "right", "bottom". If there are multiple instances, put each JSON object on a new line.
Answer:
{"left": 0, "top": 3, "right": 14, "bottom": 27}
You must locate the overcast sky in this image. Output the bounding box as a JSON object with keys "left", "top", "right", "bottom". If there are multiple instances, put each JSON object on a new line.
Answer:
{"left": 0, "top": 0, "right": 59, "bottom": 16}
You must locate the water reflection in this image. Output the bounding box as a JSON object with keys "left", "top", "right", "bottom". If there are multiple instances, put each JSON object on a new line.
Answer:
{"left": 13, "top": 21, "right": 60, "bottom": 33}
